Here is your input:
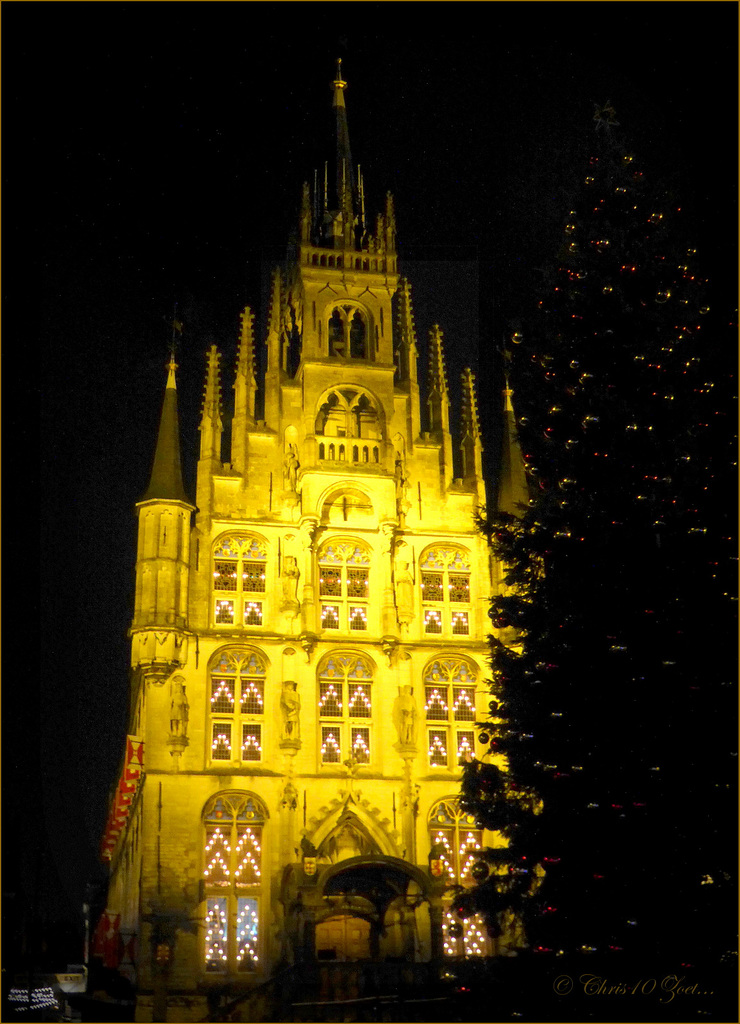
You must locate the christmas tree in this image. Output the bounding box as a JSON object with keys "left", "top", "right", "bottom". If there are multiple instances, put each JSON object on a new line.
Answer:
{"left": 461, "top": 105, "right": 737, "bottom": 981}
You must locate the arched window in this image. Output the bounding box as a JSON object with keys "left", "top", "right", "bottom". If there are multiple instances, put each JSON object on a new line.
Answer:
{"left": 203, "top": 792, "right": 267, "bottom": 973}
{"left": 212, "top": 535, "right": 268, "bottom": 628}
{"left": 423, "top": 658, "right": 477, "bottom": 769}
{"left": 318, "top": 540, "right": 371, "bottom": 633}
{"left": 428, "top": 798, "right": 489, "bottom": 958}
{"left": 318, "top": 652, "right": 374, "bottom": 765}
{"left": 315, "top": 389, "right": 382, "bottom": 460}
{"left": 327, "top": 304, "right": 370, "bottom": 359}
{"left": 209, "top": 649, "right": 267, "bottom": 764}
{"left": 419, "top": 546, "right": 471, "bottom": 636}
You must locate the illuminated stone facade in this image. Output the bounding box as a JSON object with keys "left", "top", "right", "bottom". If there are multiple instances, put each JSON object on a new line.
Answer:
{"left": 104, "top": 67, "right": 524, "bottom": 1021}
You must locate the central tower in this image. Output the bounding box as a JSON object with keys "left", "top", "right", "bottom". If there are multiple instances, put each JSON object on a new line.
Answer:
{"left": 103, "top": 64, "right": 519, "bottom": 1021}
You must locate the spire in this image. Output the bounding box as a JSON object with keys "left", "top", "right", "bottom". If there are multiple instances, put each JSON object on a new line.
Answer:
{"left": 497, "top": 375, "right": 530, "bottom": 515}
{"left": 384, "top": 192, "right": 396, "bottom": 254}
{"left": 267, "top": 266, "right": 282, "bottom": 345}
{"left": 332, "top": 58, "right": 355, "bottom": 211}
{"left": 299, "top": 181, "right": 312, "bottom": 243}
{"left": 234, "top": 306, "right": 257, "bottom": 421}
{"left": 460, "top": 368, "right": 484, "bottom": 487}
{"left": 263, "top": 267, "right": 282, "bottom": 430}
{"left": 199, "top": 344, "right": 223, "bottom": 462}
{"left": 231, "top": 309, "right": 257, "bottom": 474}
{"left": 394, "top": 278, "right": 419, "bottom": 384}
{"left": 141, "top": 353, "right": 189, "bottom": 503}
{"left": 426, "top": 324, "right": 450, "bottom": 433}
{"left": 460, "top": 368, "right": 481, "bottom": 444}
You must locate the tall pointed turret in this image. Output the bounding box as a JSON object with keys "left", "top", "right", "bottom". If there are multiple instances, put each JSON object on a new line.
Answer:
{"left": 141, "top": 353, "right": 189, "bottom": 503}
{"left": 196, "top": 345, "right": 223, "bottom": 516}
{"left": 426, "top": 324, "right": 453, "bottom": 487}
{"left": 332, "top": 58, "right": 356, "bottom": 215}
{"left": 426, "top": 324, "right": 450, "bottom": 434}
{"left": 393, "top": 278, "right": 421, "bottom": 441}
{"left": 232, "top": 308, "right": 257, "bottom": 474}
{"left": 394, "top": 278, "right": 419, "bottom": 383}
{"left": 264, "top": 267, "right": 282, "bottom": 429}
{"left": 460, "top": 368, "right": 484, "bottom": 492}
{"left": 497, "top": 376, "right": 530, "bottom": 514}
{"left": 132, "top": 352, "right": 194, "bottom": 679}
{"left": 199, "top": 345, "right": 223, "bottom": 462}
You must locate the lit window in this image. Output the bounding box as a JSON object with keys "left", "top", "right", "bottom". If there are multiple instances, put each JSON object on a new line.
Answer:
{"left": 318, "top": 541, "right": 371, "bottom": 633}
{"left": 451, "top": 611, "right": 470, "bottom": 635}
{"left": 424, "top": 610, "right": 443, "bottom": 634}
{"left": 420, "top": 546, "right": 472, "bottom": 635}
{"left": 428, "top": 797, "right": 490, "bottom": 958}
{"left": 213, "top": 535, "right": 267, "bottom": 628}
{"left": 203, "top": 793, "right": 266, "bottom": 974}
{"left": 209, "top": 649, "right": 266, "bottom": 765}
{"left": 424, "top": 658, "right": 478, "bottom": 769}
{"left": 318, "top": 653, "right": 374, "bottom": 765}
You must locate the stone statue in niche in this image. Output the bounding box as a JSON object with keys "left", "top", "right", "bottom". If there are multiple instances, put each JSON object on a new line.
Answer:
{"left": 280, "top": 555, "right": 300, "bottom": 615}
{"left": 394, "top": 451, "right": 408, "bottom": 503}
{"left": 393, "top": 685, "right": 417, "bottom": 746}
{"left": 281, "top": 780, "right": 299, "bottom": 811}
{"left": 169, "top": 676, "right": 189, "bottom": 737}
{"left": 394, "top": 543, "right": 415, "bottom": 631}
{"left": 280, "top": 680, "right": 301, "bottom": 741}
{"left": 394, "top": 451, "right": 411, "bottom": 527}
{"left": 283, "top": 444, "right": 300, "bottom": 492}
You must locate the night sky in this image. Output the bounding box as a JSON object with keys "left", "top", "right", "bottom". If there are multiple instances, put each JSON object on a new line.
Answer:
{"left": 4, "top": 3, "right": 737, "bottom": 953}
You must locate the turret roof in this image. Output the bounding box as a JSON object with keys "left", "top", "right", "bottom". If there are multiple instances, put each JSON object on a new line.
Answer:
{"left": 141, "top": 355, "right": 191, "bottom": 504}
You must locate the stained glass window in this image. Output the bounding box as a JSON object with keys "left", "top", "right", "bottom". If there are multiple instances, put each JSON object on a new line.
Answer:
{"left": 209, "top": 649, "right": 266, "bottom": 765}
{"left": 318, "top": 653, "right": 374, "bottom": 765}
{"left": 213, "top": 535, "right": 267, "bottom": 628}
{"left": 420, "top": 546, "right": 472, "bottom": 635}
{"left": 203, "top": 794, "right": 266, "bottom": 974}
{"left": 424, "top": 659, "right": 478, "bottom": 769}
{"left": 428, "top": 798, "right": 489, "bottom": 958}
{"left": 318, "top": 541, "right": 370, "bottom": 633}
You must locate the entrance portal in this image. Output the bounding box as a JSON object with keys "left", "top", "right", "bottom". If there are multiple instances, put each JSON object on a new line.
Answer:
{"left": 315, "top": 915, "right": 371, "bottom": 961}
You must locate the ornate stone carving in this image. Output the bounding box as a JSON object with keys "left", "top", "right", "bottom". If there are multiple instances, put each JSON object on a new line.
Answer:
{"left": 280, "top": 680, "right": 301, "bottom": 746}
{"left": 298, "top": 632, "right": 318, "bottom": 663}
{"left": 392, "top": 685, "right": 417, "bottom": 748}
{"left": 169, "top": 676, "right": 189, "bottom": 737}
{"left": 283, "top": 444, "right": 300, "bottom": 492}
{"left": 280, "top": 555, "right": 300, "bottom": 617}
{"left": 281, "top": 780, "right": 299, "bottom": 811}
{"left": 380, "top": 635, "right": 399, "bottom": 667}
{"left": 393, "top": 542, "right": 415, "bottom": 632}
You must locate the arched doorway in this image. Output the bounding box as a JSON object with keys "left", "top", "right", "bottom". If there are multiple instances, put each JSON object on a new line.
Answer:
{"left": 315, "top": 857, "right": 432, "bottom": 962}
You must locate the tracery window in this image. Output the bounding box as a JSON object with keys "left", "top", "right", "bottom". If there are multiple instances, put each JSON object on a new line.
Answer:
{"left": 318, "top": 540, "right": 371, "bottom": 633}
{"left": 327, "top": 304, "right": 369, "bottom": 359}
{"left": 315, "top": 388, "right": 382, "bottom": 464}
{"left": 203, "top": 793, "right": 267, "bottom": 973}
{"left": 212, "top": 535, "right": 268, "bottom": 628}
{"left": 424, "top": 658, "right": 477, "bottom": 769}
{"left": 420, "top": 546, "right": 471, "bottom": 636}
{"left": 428, "top": 798, "right": 489, "bottom": 958}
{"left": 318, "top": 653, "right": 374, "bottom": 766}
{"left": 209, "top": 649, "right": 266, "bottom": 764}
